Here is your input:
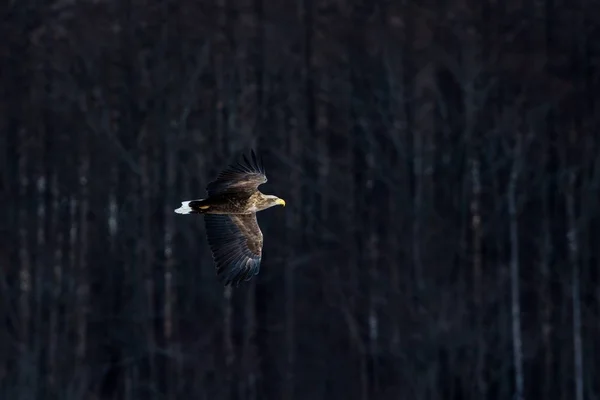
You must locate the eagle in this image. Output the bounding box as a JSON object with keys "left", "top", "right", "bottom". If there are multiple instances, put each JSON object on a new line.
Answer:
{"left": 174, "top": 150, "right": 285, "bottom": 286}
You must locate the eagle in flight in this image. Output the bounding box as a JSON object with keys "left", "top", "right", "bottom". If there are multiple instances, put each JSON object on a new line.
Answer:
{"left": 175, "top": 150, "right": 285, "bottom": 286}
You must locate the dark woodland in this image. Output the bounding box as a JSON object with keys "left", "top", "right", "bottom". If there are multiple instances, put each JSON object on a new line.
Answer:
{"left": 2, "top": 0, "right": 600, "bottom": 399}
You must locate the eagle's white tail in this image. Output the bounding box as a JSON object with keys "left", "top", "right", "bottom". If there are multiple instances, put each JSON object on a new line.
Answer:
{"left": 175, "top": 199, "right": 208, "bottom": 214}
{"left": 174, "top": 201, "right": 193, "bottom": 214}
{"left": 175, "top": 196, "right": 210, "bottom": 214}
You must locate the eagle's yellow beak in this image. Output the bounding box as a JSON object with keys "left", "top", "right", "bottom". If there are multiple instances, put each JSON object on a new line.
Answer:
{"left": 276, "top": 198, "right": 286, "bottom": 207}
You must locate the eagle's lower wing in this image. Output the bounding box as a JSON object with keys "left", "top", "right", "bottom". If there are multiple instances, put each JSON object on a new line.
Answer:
{"left": 203, "top": 213, "right": 263, "bottom": 286}
{"left": 206, "top": 150, "right": 267, "bottom": 196}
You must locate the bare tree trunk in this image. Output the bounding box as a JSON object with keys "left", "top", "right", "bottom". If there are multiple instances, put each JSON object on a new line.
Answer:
{"left": 478, "top": 4, "right": 493, "bottom": 396}
{"left": 412, "top": 10, "right": 435, "bottom": 295}
{"left": 283, "top": 102, "right": 300, "bottom": 400}
{"left": 163, "top": 125, "right": 176, "bottom": 400}
{"left": 47, "top": 171, "right": 62, "bottom": 390}
{"left": 566, "top": 162, "right": 584, "bottom": 400}
{"left": 365, "top": 149, "right": 379, "bottom": 396}
{"left": 223, "top": 284, "right": 235, "bottom": 395}
{"left": 68, "top": 192, "right": 78, "bottom": 369}
{"left": 382, "top": 16, "right": 407, "bottom": 356}
{"left": 76, "top": 133, "right": 90, "bottom": 374}
{"left": 17, "top": 126, "right": 31, "bottom": 390}
{"left": 508, "top": 133, "right": 524, "bottom": 400}
{"left": 490, "top": 151, "right": 511, "bottom": 399}
{"left": 571, "top": 1, "right": 588, "bottom": 396}
{"left": 539, "top": 141, "right": 553, "bottom": 400}
{"left": 542, "top": 2, "right": 557, "bottom": 396}
{"left": 387, "top": 181, "right": 401, "bottom": 350}
{"left": 139, "top": 126, "right": 157, "bottom": 396}
{"left": 215, "top": 0, "right": 230, "bottom": 157}
{"left": 33, "top": 155, "right": 46, "bottom": 397}
{"left": 239, "top": 281, "right": 257, "bottom": 400}
{"left": 463, "top": 51, "right": 486, "bottom": 398}
{"left": 108, "top": 167, "right": 119, "bottom": 251}
{"left": 411, "top": 58, "right": 427, "bottom": 300}
{"left": 347, "top": 4, "right": 371, "bottom": 398}
{"left": 589, "top": 142, "right": 600, "bottom": 399}
{"left": 34, "top": 37, "right": 54, "bottom": 395}
{"left": 470, "top": 149, "right": 486, "bottom": 397}
{"left": 559, "top": 293, "right": 569, "bottom": 400}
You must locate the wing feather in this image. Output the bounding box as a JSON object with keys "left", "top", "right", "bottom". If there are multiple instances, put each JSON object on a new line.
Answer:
{"left": 203, "top": 213, "right": 263, "bottom": 286}
{"left": 206, "top": 150, "right": 267, "bottom": 196}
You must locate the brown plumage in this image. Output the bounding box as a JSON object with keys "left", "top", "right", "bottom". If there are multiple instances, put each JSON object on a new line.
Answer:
{"left": 174, "top": 150, "right": 285, "bottom": 286}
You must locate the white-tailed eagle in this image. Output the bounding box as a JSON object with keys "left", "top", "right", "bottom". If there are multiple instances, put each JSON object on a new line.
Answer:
{"left": 174, "top": 150, "right": 285, "bottom": 286}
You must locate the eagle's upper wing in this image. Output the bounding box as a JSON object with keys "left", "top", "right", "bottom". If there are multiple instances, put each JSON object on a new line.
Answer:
{"left": 206, "top": 150, "right": 267, "bottom": 196}
{"left": 203, "top": 213, "right": 263, "bottom": 286}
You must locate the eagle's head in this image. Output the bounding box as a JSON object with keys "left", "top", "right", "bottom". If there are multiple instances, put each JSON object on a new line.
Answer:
{"left": 261, "top": 194, "right": 286, "bottom": 209}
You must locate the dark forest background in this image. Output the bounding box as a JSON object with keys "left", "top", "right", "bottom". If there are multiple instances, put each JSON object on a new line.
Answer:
{"left": 2, "top": 0, "right": 600, "bottom": 399}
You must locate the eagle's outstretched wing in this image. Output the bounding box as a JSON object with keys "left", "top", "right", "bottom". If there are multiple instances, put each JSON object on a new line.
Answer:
{"left": 203, "top": 213, "right": 263, "bottom": 286}
{"left": 206, "top": 150, "right": 267, "bottom": 196}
